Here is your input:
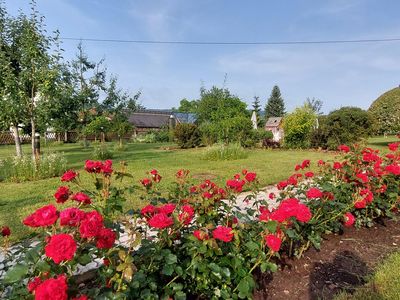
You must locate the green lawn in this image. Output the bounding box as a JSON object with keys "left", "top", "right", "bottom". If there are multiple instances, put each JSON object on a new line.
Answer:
{"left": 335, "top": 251, "right": 400, "bottom": 300}
{"left": 0, "top": 136, "right": 397, "bottom": 243}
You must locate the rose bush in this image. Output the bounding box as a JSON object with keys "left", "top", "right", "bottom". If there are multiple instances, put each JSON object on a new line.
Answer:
{"left": 0, "top": 139, "right": 399, "bottom": 299}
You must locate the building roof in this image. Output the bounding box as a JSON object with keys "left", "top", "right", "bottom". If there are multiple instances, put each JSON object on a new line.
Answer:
{"left": 265, "top": 117, "right": 283, "bottom": 127}
{"left": 128, "top": 112, "right": 171, "bottom": 128}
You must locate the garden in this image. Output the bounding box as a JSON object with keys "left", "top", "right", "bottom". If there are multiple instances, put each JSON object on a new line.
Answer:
{"left": 1, "top": 2, "right": 400, "bottom": 299}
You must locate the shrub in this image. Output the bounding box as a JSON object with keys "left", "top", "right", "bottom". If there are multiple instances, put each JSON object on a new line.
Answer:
{"left": 282, "top": 105, "right": 317, "bottom": 149}
{"left": 201, "top": 143, "right": 248, "bottom": 161}
{"left": 312, "top": 107, "right": 374, "bottom": 150}
{"left": 0, "top": 152, "right": 67, "bottom": 182}
{"left": 153, "top": 128, "right": 170, "bottom": 142}
{"left": 368, "top": 87, "right": 400, "bottom": 134}
{"left": 243, "top": 129, "right": 274, "bottom": 148}
{"left": 174, "top": 123, "right": 201, "bottom": 148}
{"left": 93, "top": 143, "right": 113, "bottom": 160}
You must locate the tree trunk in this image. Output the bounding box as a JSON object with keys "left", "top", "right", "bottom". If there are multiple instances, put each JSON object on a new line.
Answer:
{"left": 64, "top": 131, "right": 68, "bottom": 143}
{"left": 12, "top": 125, "right": 22, "bottom": 157}
{"left": 31, "top": 117, "right": 36, "bottom": 159}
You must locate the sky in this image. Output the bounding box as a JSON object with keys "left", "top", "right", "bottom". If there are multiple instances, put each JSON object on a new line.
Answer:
{"left": 3, "top": 0, "right": 400, "bottom": 113}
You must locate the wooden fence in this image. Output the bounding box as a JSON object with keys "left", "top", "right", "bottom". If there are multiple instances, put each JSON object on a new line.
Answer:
{"left": 0, "top": 131, "right": 134, "bottom": 145}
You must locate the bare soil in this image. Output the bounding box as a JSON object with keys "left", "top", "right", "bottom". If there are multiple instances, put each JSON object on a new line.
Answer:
{"left": 255, "top": 218, "right": 400, "bottom": 300}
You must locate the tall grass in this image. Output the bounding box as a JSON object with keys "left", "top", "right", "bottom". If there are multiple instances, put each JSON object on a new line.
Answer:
{"left": 201, "top": 143, "right": 248, "bottom": 161}
{"left": 0, "top": 152, "right": 67, "bottom": 182}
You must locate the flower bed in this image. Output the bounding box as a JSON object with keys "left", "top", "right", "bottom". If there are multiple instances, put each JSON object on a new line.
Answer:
{"left": 0, "top": 140, "right": 399, "bottom": 299}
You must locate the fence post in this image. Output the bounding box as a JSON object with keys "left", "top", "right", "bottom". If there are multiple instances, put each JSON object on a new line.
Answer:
{"left": 34, "top": 133, "right": 41, "bottom": 160}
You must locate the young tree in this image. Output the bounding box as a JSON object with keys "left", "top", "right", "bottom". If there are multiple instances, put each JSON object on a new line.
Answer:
{"left": 252, "top": 96, "right": 264, "bottom": 128}
{"left": 177, "top": 98, "right": 199, "bottom": 113}
{"left": 265, "top": 85, "right": 286, "bottom": 120}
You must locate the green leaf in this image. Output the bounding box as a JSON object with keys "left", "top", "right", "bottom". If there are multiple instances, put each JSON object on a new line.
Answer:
{"left": 174, "top": 291, "right": 186, "bottom": 300}
{"left": 162, "top": 264, "right": 174, "bottom": 276}
{"left": 264, "top": 220, "right": 278, "bottom": 233}
{"left": 4, "top": 264, "right": 29, "bottom": 283}
{"left": 77, "top": 253, "right": 92, "bottom": 266}
{"left": 36, "top": 261, "right": 51, "bottom": 272}
{"left": 237, "top": 277, "right": 250, "bottom": 297}
{"left": 165, "top": 253, "right": 177, "bottom": 265}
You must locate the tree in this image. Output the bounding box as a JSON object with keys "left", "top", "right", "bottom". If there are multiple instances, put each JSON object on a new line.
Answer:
{"left": 196, "top": 86, "right": 249, "bottom": 124}
{"left": 265, "top": 85, "right": 285, "bottom": 120}
{"left": 176, "top": 98, "right": 199, "bottom": 113}
{"left": 0, "top": 1, "right": 61, "bottom": 157}
{"left": 282, "top": 104, "right": 317, "bottom": 149}
{"left": 252, "top": 96, "right": 264, "bottom": 128}
{"left": 305, "top": 97, "right": 323, "bottom": 115}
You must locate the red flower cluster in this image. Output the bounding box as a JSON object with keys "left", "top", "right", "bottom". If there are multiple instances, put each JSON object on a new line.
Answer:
{"left": 306, "top": 187, "right": 323, "bottom": 199}
{"left": 1, "top": 226, "right": 11, "bottom": 237}
{"left": 60, "top": 208, "right": 85, "bottom": 227}
{"left": 54, "top": 186, "right": 71, "bottom": 203}
{"left": 343, "top": 212, "right": 355, "bottom": 227}
{"left": 385, "top": 164, "right": 400, "bottom": 175}
{"left": 212, "top": 226, "right": 234, "bottom": 242}
{"left": 140, "top": 178, "right": 152, "bottom": 188}
{"left": 150, "top": 169, "right": 162, "bottom": 183}
{"left": 388, "top": 142, "right": 399, "bottom": 152}
{"left": 226, "top": 178, "right": 246, "bottom": 193}
{"left": 34, "top": 275, "right": 68, "bottom": 300}
{"left": 244, "top": 172, "right": 257, "bottom": 183}
{"left": 85, "top": 160, "right": 113, "bottom": 175}
{"left": 79, "top": 210, "right": 104, "bottom": 238}
{"left": 338, "top": 144, "right": 350, "bottom": 153}
{"left": 23, "top": 205, "right": 58, "bottom": 227}
{"left": 96, "top": 228, "right": 116, "bottom": 249}
{"left": 61, "top": 170, "right": 78, "bottom": 182}
{"left": 265, "top": 234, "right": 282, "bottom": 252}
{"left": 148, "top": 213, "right": 174, "bottom": 229}
{"left": 45, "top": 233, "right": 77, "bottom": 264}
{"left": 71, "top": 192, "right": 92, "bottom": 205}
{"left": 193, "top": 230, "right": 209, "bottom": 241}
{"left": 190, "top": 179, "right": 226, "bottom": 201}
{"left": 178, "top": 205, "right": 195, "bottom": 225}
{"left": 259, "top": 198, "right": 312, "bottom": 223}
{"left": 354, "top": 188, "right": 374, "bottom": 209}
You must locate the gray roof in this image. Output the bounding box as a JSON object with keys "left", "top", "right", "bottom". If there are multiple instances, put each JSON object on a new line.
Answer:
{"left": 265, "top": 117, "right": 283, "bottom": 127}
{"left": 128, "top": 112, "right": 171, "bottom": 128}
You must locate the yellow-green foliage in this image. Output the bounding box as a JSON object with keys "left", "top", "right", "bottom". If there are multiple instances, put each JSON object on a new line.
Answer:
{"left": 369, "top": 87, "right": 400, "bottom": 134}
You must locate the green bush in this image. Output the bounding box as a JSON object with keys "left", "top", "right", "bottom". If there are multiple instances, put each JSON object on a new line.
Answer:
{"left": 311, "top": 107, "right": 373, "bottom": 150}
{"left": 243, "top": 129, "right": 274, "bottom": 148}
{"left": 93, "top": 143, "right": 113, "bottom": 160}
{"left": 368, "top": 87, "right": 400, "bottom": 134}
{"left": 0, "top": 152, "right": 67, "bottom": 182}
{"left": 283, "top": 105, "right": 317, "bottom": 149}
{"left": 201, "top": 143, "right": 248, "bottom": 161}
{"left": 174, "top": 123, "right": 201, "bottom": 148}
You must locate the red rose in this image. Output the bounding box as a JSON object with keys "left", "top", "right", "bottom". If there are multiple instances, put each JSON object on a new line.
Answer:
{"left": 294, "top": 164, "right": 302, "bottom": 171}
{"left": 244, "top": 172, "right": 257, "bottom": 182}
{"left": 212, "top": 226, "right": 234, "bottom": 242}
{"left": 178, "top": 205, "right": 195, "bottom": 225}
{"left": 323, "top": 192, "right": 335, "bottom": 200}
{"left": 60, "top": 208, "right": 85, "bottom": 227}
{"left": 79, "top": 211, "right": 104, "bottom": 238}
{"left": 388, "top": 142, "right": 399, "bottom": 152}
{"left": 318, "top": 160, "right": 325, "bottom": 166}
{"left": 226, "top": 179, "right": 245, "bottom": 193}
{"left": 268, "top": 193, "right": 275, "bottom": 200}
{"left": 265, "top": 234, "right": 282, "bottom": 252}
{"left": 360, "top": 188, "right": 373, "bottom": 203}
{"left": 354, "top": 199, "right": 367, "bottom": 209}
{"left": 343, "top": 212, "right": 355, "bottom": 227}
{"left": 141, "top": 204, "right": 158, "bottom": 217}
{"left": 306, "top": 187, "right": 323, "bottom": 199}
{"left": 385, "top": 164, "right": 400, "bottom": 175}
{"left": 158, "top": 203, "right": 176, "bottom": 215}
{"left": 140, "top": 178, "right": 152, "bottom": 188}
{"left": 356, "top": 173, "right": 369, "bottom": 183}
{"left": 305, "top": 171, "right": 314, "bottom": 178}
{"left": 295, "top": 204, "right": 312, "bottom": 223}
{"left": 96, "top": 228, "right": 116, "bottom": 249}
{"left": 277, "top": 180, "right": 288, "bottom": 190}
{"left": 71, "top": 192, "right": 92, "bottom": 205}
{"left": 193, "top": 230, "right": 209, "bottom": 241}
{"left": 150, "top": 169, "right": 158, "bottom": 175}
{"left": 1, "top": 226, "right": 11, "bottom": 237}
{"left": 23, "top": 205, "right": 58, "bottom": 228}
{"left": 176, "top": 169, "right": 189, "bottom": 179}
{"left": 35, "top": 275, "right": 68, "bottom": 300}
{"left": 338, "top": 144, "right": 350, "bottom": 153}
{"left": 103, "top": 258, "right": 110, "bottom": 266}
{"left": 61, "top": 170, "right": 78, "bottom": 182}
{"left": 54, "top": 186, "right": 71, "bottom": 203}
{"left": 101, "top": 160, "right": 113, "bottom": 175}
{"left": 333, "top": 162, "right": 342, "bottom": 170}
{"left": 45, "top": 234, "right": 77, "bottom": 264}
{"left": 301, "top": 159, "right": 310, "bottom": 169}
{"left": 27, "top": 276, "right": 42, "bottom": 293}
{"left": 85, "top": 160, "right": 103, "bottom": 173}
{"left": 148, "top": 213, "right": 174, "bottom": 229}
{"left": 152, "top": 173, "right": 162, "bottom": 183}
{"left": 287, "top": 176, "right": 298, "bottom": 186}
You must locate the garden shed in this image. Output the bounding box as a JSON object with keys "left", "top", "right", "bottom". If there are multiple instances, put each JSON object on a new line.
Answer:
{"left": 265, "top": 117, "right": 284, "bottom": 142}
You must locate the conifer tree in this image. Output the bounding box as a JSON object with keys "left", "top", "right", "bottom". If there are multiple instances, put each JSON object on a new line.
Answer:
{"left": 265, "top": 85, "right": 286, "bottom": 120}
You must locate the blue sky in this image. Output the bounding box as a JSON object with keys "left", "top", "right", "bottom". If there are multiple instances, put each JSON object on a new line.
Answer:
{"left": 4, "top": 0, "right": 400, "bottom": 113}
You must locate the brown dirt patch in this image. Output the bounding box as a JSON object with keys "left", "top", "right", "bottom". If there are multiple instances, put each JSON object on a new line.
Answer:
{"left": 255, "top": 218, "right": 400, "bottom": 300}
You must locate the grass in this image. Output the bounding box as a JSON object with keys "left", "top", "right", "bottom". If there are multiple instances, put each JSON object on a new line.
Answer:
{"left": 0, "top": 135, "right": 397, "bottom": 244}
{"left": 335, "top": 251, "right": 400, "bottom": 300}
